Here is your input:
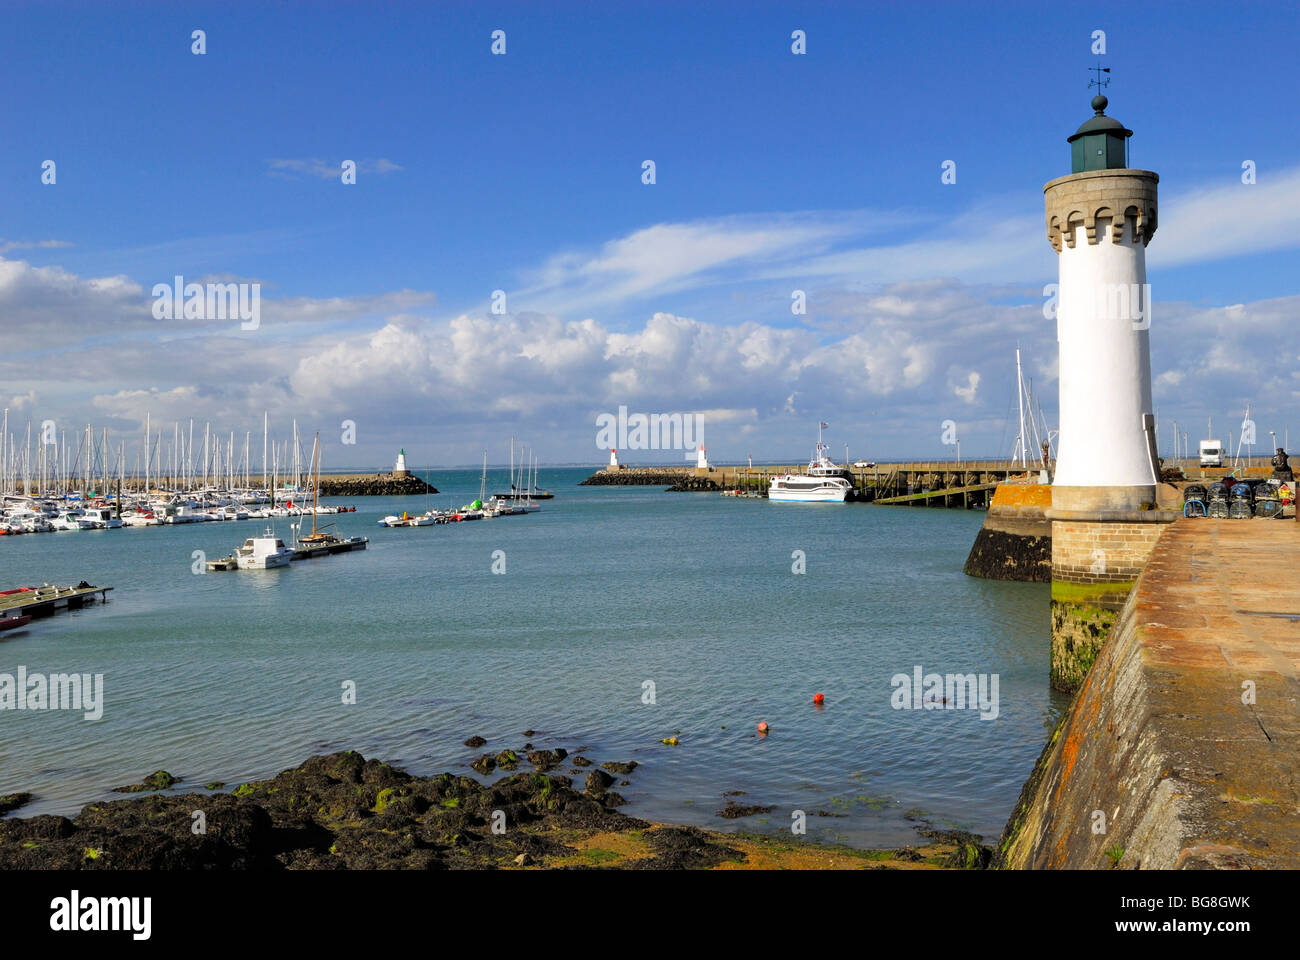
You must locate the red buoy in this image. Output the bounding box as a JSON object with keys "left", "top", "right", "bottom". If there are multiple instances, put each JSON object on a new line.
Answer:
{"left": 813, "top": 693, "right": 825, "bottom": 705}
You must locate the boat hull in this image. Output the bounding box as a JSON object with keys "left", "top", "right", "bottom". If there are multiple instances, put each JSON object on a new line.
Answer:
{"left": 768, "top": 491, "right": 850, "bottom": 502}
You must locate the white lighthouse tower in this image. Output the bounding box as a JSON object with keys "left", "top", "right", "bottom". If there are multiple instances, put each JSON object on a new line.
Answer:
{"left": 1045, "top": 91, "right": 1160, "bottom": 512}
{"left": 1042, "top": 85, "right": 1177, "bottom": 693}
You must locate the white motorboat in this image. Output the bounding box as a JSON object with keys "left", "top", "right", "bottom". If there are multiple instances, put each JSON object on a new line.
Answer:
{"left": 122, "top": 511, "right": 162, "bottom": 526}
{"left": 234, "top": 532, "right": 294, "bottom": 569}
{"left": 81, "top": 507, "right": 123, "bottom": 529}
{"left": 5, "top": 508, "right": 53, "bottom": 532}
{"left": 768, "top": 423, "right": 853, "bottom": 503}
{"left": 52, "top": 511, "right": 97, "bottom": 531}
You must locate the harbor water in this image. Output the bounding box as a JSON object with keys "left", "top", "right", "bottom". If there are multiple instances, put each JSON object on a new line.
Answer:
{"left": 0, "top": 467, "right": 1062, "bottom": 846}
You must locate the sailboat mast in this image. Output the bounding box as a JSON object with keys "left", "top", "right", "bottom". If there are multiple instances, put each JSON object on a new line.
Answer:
{"left": 311, "top": 432, "right": 320, "bottom": 537}
{"left": 1015, "top": 347, "right": 1027, "bottom": 469}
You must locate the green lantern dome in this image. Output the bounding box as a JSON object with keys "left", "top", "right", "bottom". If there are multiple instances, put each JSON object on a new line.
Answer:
{"left": 1067, "top": 94, "right": 1132, "bottom": 172}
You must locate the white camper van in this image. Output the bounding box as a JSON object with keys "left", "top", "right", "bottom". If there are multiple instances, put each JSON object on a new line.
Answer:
{"left": 1199, "top": 440, "right": 1224, "bottom": 468}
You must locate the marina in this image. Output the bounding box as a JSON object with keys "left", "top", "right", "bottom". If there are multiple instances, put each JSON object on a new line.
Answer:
{"left": 0, "top": 468, "right": 1052, "bottom": 848}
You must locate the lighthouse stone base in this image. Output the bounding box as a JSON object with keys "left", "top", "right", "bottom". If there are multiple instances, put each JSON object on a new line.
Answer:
{"left": 1046, "top": 485, "right": 1177, "bottom": 691}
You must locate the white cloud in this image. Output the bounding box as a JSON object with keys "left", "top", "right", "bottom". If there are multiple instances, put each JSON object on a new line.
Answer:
{"left": 7, "top": 164, "right": 1300, "bottom": 463}
{"left": 0, "top": 239, "right": 73, "bottom": 253}
{"left": 266, "top": 158, "right": 404, "bottom": 180}
{"left": 1152, "top": 167, "right": 1300, "bottom": 267}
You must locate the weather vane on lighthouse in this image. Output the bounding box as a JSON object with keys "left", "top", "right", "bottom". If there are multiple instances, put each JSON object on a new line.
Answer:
{"left": 1089, "top": 64, "right": 1111, "bottom": 95}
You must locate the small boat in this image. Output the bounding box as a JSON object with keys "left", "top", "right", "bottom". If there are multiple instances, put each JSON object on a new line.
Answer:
{"left": 492, "top": 490, "right": 552, "bottom": 500}
{"left": 81, "top": 507, "right": 123, "bottom": 529}
{"left": 122, "top": 511, "right": 161, "bottom": 526}
{"left": 0, "top": 614, "right": 32, "bottom": 632}
{"left": 235, "top": 533, "right": 294, "bottom": 569}
{"left": 292, "top": 433, "right": 368, "bottom": 555}
{"left": 51, "top": 511, "right": 96, "bottom": 531}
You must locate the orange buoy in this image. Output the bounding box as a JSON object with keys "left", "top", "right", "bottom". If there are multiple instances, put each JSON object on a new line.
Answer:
{"left": 757, "top": 720, "right": 769, "bottom": 734}
{"left": 813, "top": 693, "right": 825, "bottom": 705}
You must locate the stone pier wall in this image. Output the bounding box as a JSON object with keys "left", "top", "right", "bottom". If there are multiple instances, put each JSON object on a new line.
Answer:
{"left": 1048, "top": 509, "right": 1174, "bottom": 692}
{"left": 999, "top": 520, "right": 1300, "bottom": 869}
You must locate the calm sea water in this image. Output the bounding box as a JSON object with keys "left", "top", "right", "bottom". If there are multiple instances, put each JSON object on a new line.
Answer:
{"left": 0, "top": 467, "right": 1062, "bottom": 846}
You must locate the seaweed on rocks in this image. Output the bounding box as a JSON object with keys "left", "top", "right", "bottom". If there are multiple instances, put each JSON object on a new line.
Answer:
{"left": 0, "top": 793, "right": 34, "bottom": 816}
{"left": 0, "top": 751, "right": 645, "bottom": 871}
{"left": 717, "top": 800, "right": 776, "bottom": 819}
{"left": 527, "top": 749, "right": 567, "bottom": 771}
{"left": 623, "top": 827, "right": 742, "bottom": 870}
{"left": 111, "top": 771, "right": 180, "bottom": 793}
{"left": 917, "top": 827, "right": 993, "bottom": 869}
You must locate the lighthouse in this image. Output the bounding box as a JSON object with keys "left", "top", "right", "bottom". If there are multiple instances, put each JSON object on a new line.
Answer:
{"left": 1046, "top": 91, "right": 1160, "bottom": 507}
{"left": 393, "top": 449, "right": 410, "bottom": 478}
{"left": 1043, "top": 86, "right": 1177, "bottom": 691}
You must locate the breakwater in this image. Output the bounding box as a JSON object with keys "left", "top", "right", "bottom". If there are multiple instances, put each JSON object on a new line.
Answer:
{"left": 579, "top": 468, "right": 691, "bottom": 486}
{"left": 998, "top": 519, "right": 1300, "bottom": 869}
{"left": 316, "top": 474, "right": 437, "bottom": 497}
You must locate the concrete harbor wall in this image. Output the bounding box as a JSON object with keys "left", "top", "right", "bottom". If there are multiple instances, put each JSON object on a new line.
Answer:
{"left": 998, "top": 520, "right": 1300, "bottom": 869}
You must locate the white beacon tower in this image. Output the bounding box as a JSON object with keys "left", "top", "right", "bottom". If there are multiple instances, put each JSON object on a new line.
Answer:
{"left": 1043, "top": 87, "right": 1176, "bottom": 693}
{"left": 1045, "top": 92, "right": 1160, "bottom": 513}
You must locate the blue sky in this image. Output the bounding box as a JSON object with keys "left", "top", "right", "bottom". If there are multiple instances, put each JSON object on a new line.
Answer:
{"left": 2, "top": 1, "right": 1299, "bottom": 467}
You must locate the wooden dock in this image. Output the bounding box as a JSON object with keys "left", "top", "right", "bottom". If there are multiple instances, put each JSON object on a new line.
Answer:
{"left": 0, "top": 583, "right": 113, "bottom": 619}
{"left": 874, "top": 480, "right": 1003, "bottom": 506}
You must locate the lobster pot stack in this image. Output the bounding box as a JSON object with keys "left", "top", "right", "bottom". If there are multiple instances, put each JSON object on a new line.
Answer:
{"left": 1254, "top": 481, "right": 1284, "bottom": 519}
{"left": 1182, "top": 484, "right": 1208, "bottom": 518}
{"left": 1228, "top": 482, "right": 1254, "bottom": 520}
{"left": 1207, "top": 482, "right": 1231, "bottom": 519}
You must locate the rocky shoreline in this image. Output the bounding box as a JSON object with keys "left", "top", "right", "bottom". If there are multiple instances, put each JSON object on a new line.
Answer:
{"left": 316, "top": 474, "right": 438, "bottom": 497}
{"left": 0, "top": 746, "right": 991, "bottom": 870}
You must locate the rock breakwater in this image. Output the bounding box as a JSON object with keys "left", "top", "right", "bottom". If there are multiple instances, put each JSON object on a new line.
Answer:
{"left": 317, "top": 474, "right": 437, "bottom": 496}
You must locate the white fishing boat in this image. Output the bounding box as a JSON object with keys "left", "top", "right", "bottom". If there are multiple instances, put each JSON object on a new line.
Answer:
{"left": 768, "top": 422, "right": 853, "bottom": 503}
{"left": 234, "top": 531, "right": 294, "bottom": 569}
